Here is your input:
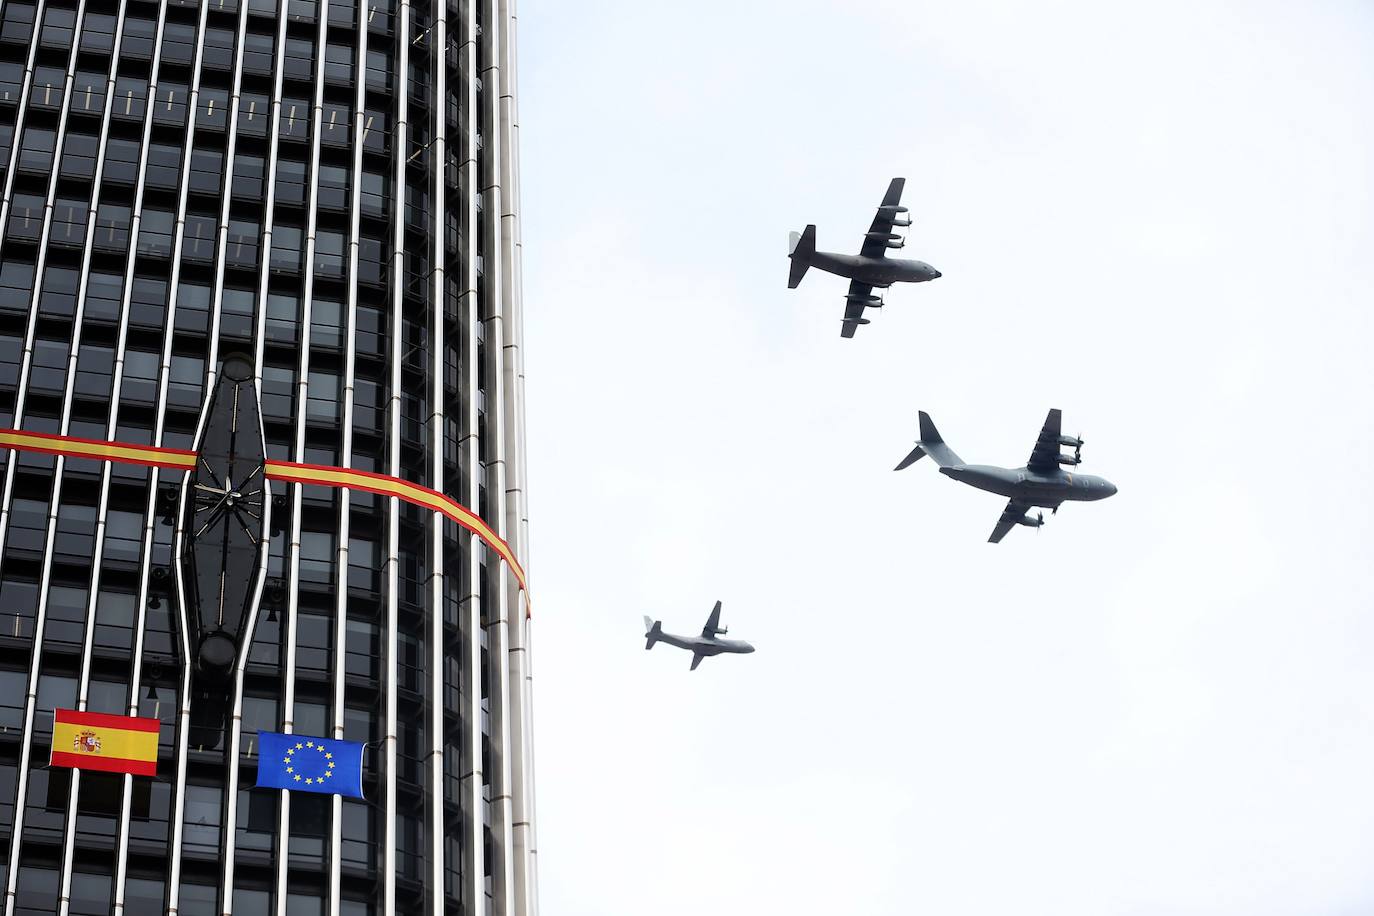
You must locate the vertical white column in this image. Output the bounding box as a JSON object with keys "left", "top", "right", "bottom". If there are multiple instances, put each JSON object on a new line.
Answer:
{"left": 494, "top": 0, "right": 537, "bottom": 911}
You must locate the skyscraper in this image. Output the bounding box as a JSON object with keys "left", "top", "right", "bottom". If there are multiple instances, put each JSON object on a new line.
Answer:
{"left": 0, "top": 0, "right": 537, "bottom": 910}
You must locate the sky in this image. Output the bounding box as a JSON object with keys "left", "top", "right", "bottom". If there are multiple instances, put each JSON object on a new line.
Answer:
{"left": 515, "top": 3, "right": 1374, "bottom": 914}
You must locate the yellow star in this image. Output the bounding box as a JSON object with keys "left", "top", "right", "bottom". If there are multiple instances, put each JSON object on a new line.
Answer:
{"left": 327, "top": 761, "right": 335, "bottom": 769}
{"left": 285, "top": 767, "right": 293, "bottom": 774}
{"left": 282, "top": 757, "right": 291, "bottom": 763}
{"left": 305, "top": 777, "right": 314, "bottom": 784}
{"left": 323, "top": 771, "right": 332, "bottom": 779}
{"left": 306, "top": 741, "right": 315, "bottom": 748}
{"left": 295, "top": 742, "right": 303, "bottom": 749}
{"left": 325, "top": 752, "right": 333, "bottom": 759}
{"left": 293, "top": 775, "right": 301, "bottom": 782}
{"left": 286, "top": 748, "right": 295, "bottom": 756}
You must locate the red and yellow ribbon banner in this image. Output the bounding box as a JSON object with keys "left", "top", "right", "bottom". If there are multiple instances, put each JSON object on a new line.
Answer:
{"left": 0, "top": 428, "right": 527, "bottom": 597}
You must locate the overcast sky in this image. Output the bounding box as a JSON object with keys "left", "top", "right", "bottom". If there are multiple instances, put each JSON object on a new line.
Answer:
{"left": 515, "top": 3, "right": 1374, "bottom": 914}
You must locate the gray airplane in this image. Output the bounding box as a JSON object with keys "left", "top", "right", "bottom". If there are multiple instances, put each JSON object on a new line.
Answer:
{"left": 788, "top": 177, "right": 942, "bottom": 338}
{"left": 643, "top": 601, "right": 755, "bottom": 671}
{"left": 895, "top": 409, "right": 1117, "bottom": 542}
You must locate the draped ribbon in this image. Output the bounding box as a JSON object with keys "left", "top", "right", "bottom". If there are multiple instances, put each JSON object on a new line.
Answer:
{"left": 0, "top": 428, "right": 528, "bottom": 599}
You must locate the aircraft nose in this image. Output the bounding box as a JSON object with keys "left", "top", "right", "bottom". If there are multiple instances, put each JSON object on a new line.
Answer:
{"left": 744, "top": 643, "right": 756, "bottom": 654}
{"left": 930, "top": 268, "right": 942, "bottom": 279}
{"left": 1104, "top": 481, "right": 1118, "bottom": 498}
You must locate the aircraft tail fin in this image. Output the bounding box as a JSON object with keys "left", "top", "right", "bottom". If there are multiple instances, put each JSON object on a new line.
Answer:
{"left": 895, "top": 411, "right": 964, "bottom": 470}
{"left": 787, "top": 225, "right": 815, "bottom": 289}
{"left": 643, "top": 616, "right": 662, "bottom": 650}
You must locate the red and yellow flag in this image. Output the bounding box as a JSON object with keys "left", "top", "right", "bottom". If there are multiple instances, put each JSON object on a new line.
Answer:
{"left": 50, "top": 709, "right": 160, "bottom": 776}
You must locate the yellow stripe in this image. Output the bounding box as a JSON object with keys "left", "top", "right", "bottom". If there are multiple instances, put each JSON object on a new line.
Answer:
{"left": 52, "top": 722, "right": 158, "bottom": 762}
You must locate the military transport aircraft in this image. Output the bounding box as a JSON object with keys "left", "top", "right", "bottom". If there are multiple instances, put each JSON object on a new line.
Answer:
{"left": 643, "top": 601, "right": 755, "bottom": 671}
{"left": 787, "top": 177, "right": 942, "bottom": 337}
{"left": 894, "top": 409, "right": 1117, "bottom": 542}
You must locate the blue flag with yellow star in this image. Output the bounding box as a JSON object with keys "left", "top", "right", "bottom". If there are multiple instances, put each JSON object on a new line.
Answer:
{"left": 256, "top": 732, "right": 365, "bottom": 798}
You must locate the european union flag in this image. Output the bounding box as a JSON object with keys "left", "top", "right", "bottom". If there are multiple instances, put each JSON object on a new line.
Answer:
{"left": 256, "top": 732, "right": 365, "bottom": 799}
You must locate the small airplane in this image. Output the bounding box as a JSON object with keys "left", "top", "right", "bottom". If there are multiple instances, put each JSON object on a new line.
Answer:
{"left": 787, "top": 177, "right": 942, "bottom": 337}
{"left": 643, "top": 601, "right": 755, "bottom": 671}
{"left": 895, "top": 409, "right": 1117, "bottom": 542}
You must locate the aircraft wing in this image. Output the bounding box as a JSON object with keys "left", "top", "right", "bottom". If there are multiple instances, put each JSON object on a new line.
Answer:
{"left": 989, "top": 498, "right": 1034, "bottom": 544}
{"left": 1025, "top": 408, "right": 1064, "bottom": 474}
{"left": 700, "top": 600, "right": 723, "bottom": 638}
{"left": 858, "top": 177, "right": 907, "bottom": 259}
{"left": 840, "top": 280, "right": 874, "bottom": 338}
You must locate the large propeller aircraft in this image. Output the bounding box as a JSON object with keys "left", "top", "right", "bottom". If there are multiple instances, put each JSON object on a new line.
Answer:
{"left": 895, "top": 409, "right": 1117, "bottom": 542}
{"left": 787, "top": 177, "right": 942, "bottom": 337}
{"left": 643, "top": 601, "right": 754, "bottom": 671}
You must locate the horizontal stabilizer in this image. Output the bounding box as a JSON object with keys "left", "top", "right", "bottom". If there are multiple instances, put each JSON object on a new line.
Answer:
{"left": 894, "top": 444, "right": 926, "bottom": 471}
{"left": 643, "top": 616, "right": 661, "bottom": 650}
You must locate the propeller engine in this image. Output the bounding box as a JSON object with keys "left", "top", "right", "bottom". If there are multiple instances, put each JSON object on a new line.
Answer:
{"left": 1015, "top": 511, "right": 1045, "bottom": 529}
{"left": 1057, "top": 453, "right": 1081, "bottom": 467}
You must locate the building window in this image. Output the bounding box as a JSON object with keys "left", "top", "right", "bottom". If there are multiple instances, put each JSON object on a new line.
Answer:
{"left": 7, "top": 193, "right": 45, "bottom": 241}
{"left": 227, "top": 219, "right": 260, "bottom": 269}
{"left": 315, "top": 230, "right": 345, "bottom": 278}
{"left": 38, "top": 265, "right": 80, "bottom": 316}
{"left": 145, "top": 142, "right": 181, "bottom": 189}
{"left": 49, "top": 198, "right": 87, "bottom": 248}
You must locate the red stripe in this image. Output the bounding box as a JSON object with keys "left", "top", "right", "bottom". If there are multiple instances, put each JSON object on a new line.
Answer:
{"left": 54, "top": 709, "right": 161, "bottom": 733}
{"left": 49, "top": 751, "right": 157, "bottom": 776}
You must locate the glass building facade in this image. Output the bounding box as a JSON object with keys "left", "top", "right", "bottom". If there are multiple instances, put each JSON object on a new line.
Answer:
{"left": 0, "top": 0, "right": 537, "bottom": 909}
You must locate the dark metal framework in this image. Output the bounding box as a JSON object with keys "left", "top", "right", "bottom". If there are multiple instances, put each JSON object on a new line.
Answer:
{"left": 0, "top": 0, "right": 536, "bottom": 909}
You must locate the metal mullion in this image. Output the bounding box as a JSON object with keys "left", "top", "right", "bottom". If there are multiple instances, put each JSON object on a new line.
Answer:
{"left": 476, "top": 1, "right": 515, "bottom": 912}
{"left": 494, "top": 1, "right": 536, "bottom": 911}
{"left": 382, "top": 0, "right": 414, "bottom": 907}
{"left": 425, "top": 1, "right": 450, "bottom": 911}
{"left": 324, "top": 15, "right": 369, "bottom": 914}
{"left": 201, "top": 0, "right": 253, "bottom": 378}
{"left": 454, "top": 0, "right": 484, "bottom": 910}
{"left": 271, "top": 486, "right": 304, "bottom": 916}
{"left": 272, "top": 0, "right": 334, "bottom": 911}
{"left": 0, "top": 0, "right": 50, "bottom": 232}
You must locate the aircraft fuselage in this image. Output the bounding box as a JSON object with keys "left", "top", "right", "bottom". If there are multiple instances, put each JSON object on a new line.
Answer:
{"left": 939, "top": 464, "right": 1117, "bottom": 509}
{"left": 653, "top": 631, "right": 755, "bottom": 657}
{"left": 810, "top": 251, "right": 941, "bottom": 288}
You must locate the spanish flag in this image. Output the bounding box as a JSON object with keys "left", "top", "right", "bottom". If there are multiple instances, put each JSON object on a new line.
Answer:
{"left": 50, "top": 709, "right": 160, "bottom": 776}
